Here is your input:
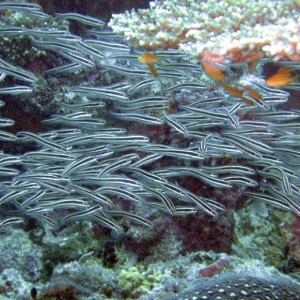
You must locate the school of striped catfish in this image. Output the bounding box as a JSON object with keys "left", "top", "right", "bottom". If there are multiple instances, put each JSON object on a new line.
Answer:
{"left": 0, "top": 2, "right": 300, "bottom": 236}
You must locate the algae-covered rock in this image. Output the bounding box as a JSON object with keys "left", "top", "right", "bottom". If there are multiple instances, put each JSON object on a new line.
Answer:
{"left": 0, "top": 229, "right": 42, "bottom": 282}
{"left": 232, "top": 204, "right": 293, "bottom": 268}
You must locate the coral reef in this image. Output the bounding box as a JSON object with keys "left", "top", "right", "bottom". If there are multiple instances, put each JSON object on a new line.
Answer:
{"left": 233, "top": 206, "right": 296, "bottom": 269}
{"left": 0, "top": 1, "right": 300, "bottom": 299}
{"left": 0, "top": 268, "right": 33, "bottom": 300}
{"left": 0, "top": 221, "right": 299, "bottom": 299}
{"left": 110, "top": 0, "right": 300, "bottom": 63}
{"left": 0, "top": 229, "right": 42, "bottom": 282}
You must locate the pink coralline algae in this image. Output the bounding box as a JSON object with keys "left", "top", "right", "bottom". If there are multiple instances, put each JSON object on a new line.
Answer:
{"left": 198, "top": 255, "right": 229, "bottom": 277}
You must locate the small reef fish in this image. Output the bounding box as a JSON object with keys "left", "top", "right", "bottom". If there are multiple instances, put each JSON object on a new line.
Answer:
{"left": 138, "top": 52, "right": 160, "bottom": 77}
{"left": 266, "top": 67, "right": 298, "bottom": 88}
{"left": 202, "top": 61, "right": 225, "bottom": 80}
{"left": 243, "top": 86, "right": 263, "bottom": 101}
{"left": 219, "top": 82, "right": 255, "bottom": 106}
{"left": 202, "top": 62, "right": 265, "bottom": 107}
{"left": 242, "top": 85, "right": 267, "bottom": 108}
{"left": 219, "top": 81, "right": 243, "bottom": 97}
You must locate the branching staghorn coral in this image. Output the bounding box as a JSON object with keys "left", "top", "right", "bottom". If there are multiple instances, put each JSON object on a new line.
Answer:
{"left": 109, "top": 0, "right": 300, "bottom": 63}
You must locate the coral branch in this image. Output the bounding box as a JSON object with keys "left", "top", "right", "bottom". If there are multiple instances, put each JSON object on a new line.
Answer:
{"left": 109, "top": 0, "right": 300, "bottom": 63}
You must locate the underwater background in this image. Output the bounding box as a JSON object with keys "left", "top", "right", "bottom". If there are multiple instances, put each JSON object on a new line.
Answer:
{"left": 0, "top": 0, "right": 300, "bottom": 299}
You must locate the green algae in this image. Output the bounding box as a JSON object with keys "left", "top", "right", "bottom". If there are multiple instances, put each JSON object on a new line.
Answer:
{"left": 117, "top": 266, "right": 165, "bottom": 299}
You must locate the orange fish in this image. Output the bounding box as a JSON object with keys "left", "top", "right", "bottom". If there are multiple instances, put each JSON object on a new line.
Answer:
{"left": 243, "top": 86, "right": 263, "bottom": 101}
{"left": 243, "top": 86, "right": 266, "bottom": 107}
{"left": 202, "top": 61, "right": 225, "bottom": 81}
{"left": 220, "top": 82, "right": 255, "bottom": 106}
{"left": 240, "top": 96, "right": 255, "bottom": 106}
{"left": 219, "top": 82, "right": 243, "bottom": 98}
{"left": 266, "top": 67, "right": 298, "bottom": 88}
{"left": 138, "top": 52, "right": 160, "bottom": 77}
